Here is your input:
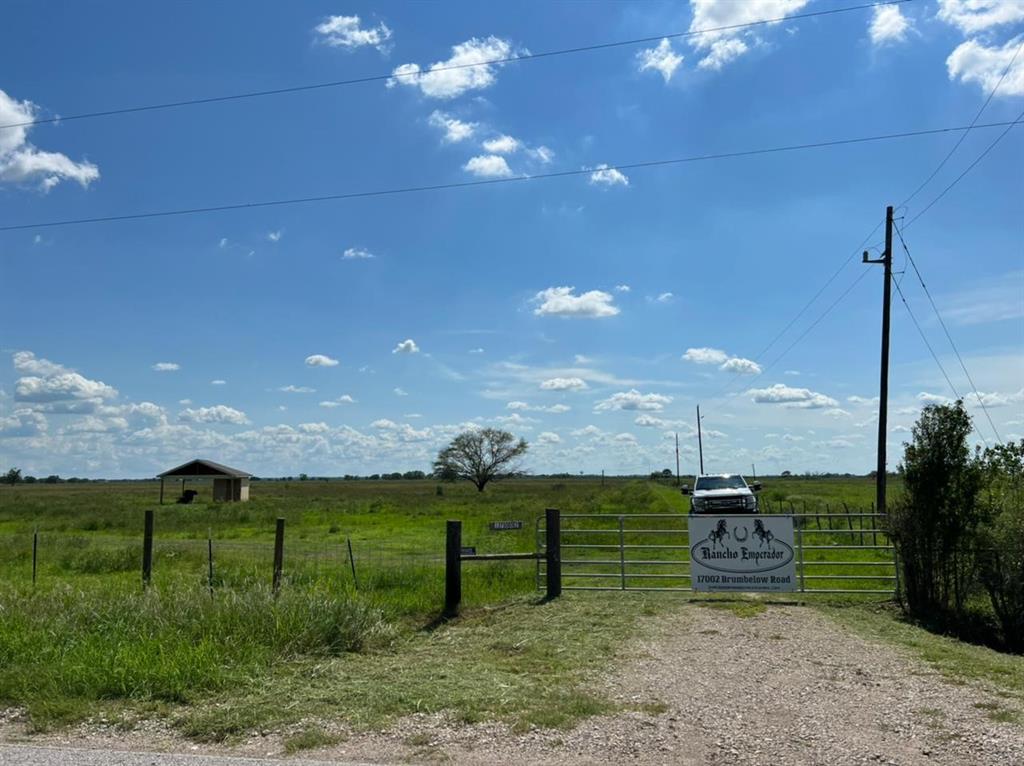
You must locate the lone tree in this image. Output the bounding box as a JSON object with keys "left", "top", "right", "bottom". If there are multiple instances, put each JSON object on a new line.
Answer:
{"left": 433, "top": 428, "right": 528, "bottom": 492}
{"left": 3, "top": 468, "right": 22, "bottom": 485}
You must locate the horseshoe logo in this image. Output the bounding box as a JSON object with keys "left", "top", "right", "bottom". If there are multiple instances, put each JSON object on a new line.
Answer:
{"left": 733, "top": 525, "right": 749, "bottom": 542}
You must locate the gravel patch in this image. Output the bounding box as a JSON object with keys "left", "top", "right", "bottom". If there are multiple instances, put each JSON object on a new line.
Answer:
{"left": 2, "top": 603, "right": 1021, "bottom": 765}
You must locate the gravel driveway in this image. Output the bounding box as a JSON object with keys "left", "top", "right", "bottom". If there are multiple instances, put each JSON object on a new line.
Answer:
{"left": 2, "top": 604, "right": 1022, "bottom": 765}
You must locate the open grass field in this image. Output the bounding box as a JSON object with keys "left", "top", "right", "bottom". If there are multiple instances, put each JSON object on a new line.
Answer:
{"left": 0, "top": 474, "right": 942, "bottom": 741}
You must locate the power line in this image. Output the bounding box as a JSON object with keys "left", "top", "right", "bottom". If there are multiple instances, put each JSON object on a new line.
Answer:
{"left": 0, "top": 1, "right": 915, "bottom": 132}
{"left": 900, "top": 38, "right": 1024, "bottom": 209}
{"left": 891, "top": 276, "right": 990, "bottom": 449}
{"left": 893, "top": 221, "right": 1004, "bottom": 444}
{"left": 3, "top": 118, "right": 1018, "bottom": 233}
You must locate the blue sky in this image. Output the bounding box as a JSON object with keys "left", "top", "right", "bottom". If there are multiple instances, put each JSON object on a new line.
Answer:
{"left": 1, "top": 0, "right": 1021, "bottom": 478}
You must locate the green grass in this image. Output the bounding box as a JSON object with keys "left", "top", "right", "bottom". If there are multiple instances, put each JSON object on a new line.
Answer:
{"left": 282, "top": 727, "right": 344, "bottom": 754}
{"left": 0, "top": 475, "right": 910, "bottom": 737}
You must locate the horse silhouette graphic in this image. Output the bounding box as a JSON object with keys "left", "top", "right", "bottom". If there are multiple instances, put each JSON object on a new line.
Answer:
{"left": 753, "top": 518, "right": 775, "bottom": 548}
{"left": 707, "top": 518, "right": 730, "bottom": 549}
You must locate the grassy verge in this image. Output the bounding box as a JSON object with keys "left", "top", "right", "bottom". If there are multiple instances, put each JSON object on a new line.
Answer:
{"left": 176, "top": 593, "right": 665, "bottom": 741}
{"left": 817, "top": 602, "right": 1024, "bottom": 700}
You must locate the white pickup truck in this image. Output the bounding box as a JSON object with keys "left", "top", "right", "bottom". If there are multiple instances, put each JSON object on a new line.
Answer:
{"left": 681, "top": 473, "right": 761, "bottom": 514}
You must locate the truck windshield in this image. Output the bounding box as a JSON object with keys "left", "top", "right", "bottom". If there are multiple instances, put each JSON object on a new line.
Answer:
{"left": 695, "top": 475, "right": 747, "bottom": 490}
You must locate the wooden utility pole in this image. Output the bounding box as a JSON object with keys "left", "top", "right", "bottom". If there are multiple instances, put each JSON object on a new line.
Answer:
{"left": 863, "top": 205, "right": 894, "bottom": 514}
{"left": 696, "top": 405, "right": 705, "bottom": 475}
{"left": 674, "top": 432, "right": 681, "bottom": 485}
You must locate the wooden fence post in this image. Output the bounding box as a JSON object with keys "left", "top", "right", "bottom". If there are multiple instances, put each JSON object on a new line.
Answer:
{"left": 272, "top": 518, "right": 285, "bottom": 595}
{"left": 207, "top": 529, "right": 214, "bottom": 595}
{"left": 32, "top": 528, "right": 38, "bottom": 586}
{"left": 444, "top": 520, "right": 462, "bottom": 618}
{"left": 142, "top": 509, "right": 154, "bottom": 588}
{"left": 545, "top": 508, "right": 561, "bottom": 600}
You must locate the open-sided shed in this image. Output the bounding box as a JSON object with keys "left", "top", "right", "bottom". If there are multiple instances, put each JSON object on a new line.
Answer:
{"left": 157, "top": 459, "right": 251, "bottom": 504}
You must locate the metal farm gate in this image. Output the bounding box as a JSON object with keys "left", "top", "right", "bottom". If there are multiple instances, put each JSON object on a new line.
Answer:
{"left": 535, "top": 512, "right": 896, "bottom": 596}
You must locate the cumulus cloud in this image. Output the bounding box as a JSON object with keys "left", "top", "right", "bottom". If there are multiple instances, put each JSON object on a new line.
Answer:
{"left": 848, "top": 395, "right": 880, "bottom": 405}
{"left": 428, "top": 110, "right": 477, "bottom": 143}
{"left": 314, "top": 15, "right": 392, "bottom": 51}
{"left": 15, "top": 369, "right": 117, "bottom": 404}
{"left": 393, "top": 387, "right": 409, "bottom": 396}
{"left": 388, "top": 36, "right": 521, "bottom": 98}
{"left": 918, "top": 391, "right": 953, "bottom": 405}
{"left": 393, "top": 339, "right": 420, "bottom": 354}
{"left": 464, "top": 154, "right": 513, "bottom": 178}
{"left": 588, "top": 164, "right": 629, "bottom": 187}
{"left": 683, "top": 347, "right": 729, "bottom": 365}
{"left": 151, "top": 362, "right": 179, "bottom": 372}
{"left": 540, "top": 377, "right": 588, "bottom": 391}
{"left": 13, "top": 351, "right": 67, "bottom": 377}
{"left": 719, "top": 357, "right": 762, "bottom": 375}
{"left": 614, "top": 284, "right": 631, "bottom": 293}
{"left": 507, "top": 401, "right": 572, "bottom": 413}
{"left": 869, "top": 4, "right": 912, "bottom": 45}
{"left": 532, "top": 286, "right": 620, "bottom": 318}
{"left": 637, "top": 38, "right": 685, "bottom": 82}
{"left": 178, "top": 405, "right": 249, "bottom": 425}
{"left": 537, "top": 431, "right": 561, "bottom": 444}
{"left": 594, "top": 389, "right": 672, "bottom": 412}
{"left": 0, "top": 409, "right": 48, "bottom": 437}
{"left": 211, "top": 379, "right": 227, "bottom": 385}
{"left": 267, "top": 230, "right": 283, "bottom": 242}
{"left": 319, "top": 394, "right": 355, "bottom": 408}
{"left": 343, "top": 247, "right": 375, "bottom": 259}
{"left": 745, "top": 383, "right": 838, "bottom": 409}
{"left": 937, "top": 0, "right": 1024, "bottom": 34}
{"left": 481, "top": 134, "right": 521, "bottom": 154}
{"left": 0, "top": 89, "right": 100, "bottom": 190}
{"left": 305, "top": 354, "right": 339, "bottom": 367}
{"left": 947, "top": 35, "right": 1024, "bottom": 97}
{"left": 278, "top": 385, "right": 315, "bottom": 393}
{"left": 688, "top": 0, "right": 810, "bottom": 70}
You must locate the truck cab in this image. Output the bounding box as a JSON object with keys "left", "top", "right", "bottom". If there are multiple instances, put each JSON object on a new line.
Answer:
{"left": 681, "top": 473, "right": 761, "bottom": 514}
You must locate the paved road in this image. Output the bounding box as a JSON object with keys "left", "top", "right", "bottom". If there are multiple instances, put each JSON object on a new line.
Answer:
{"left": 0, "top": 744, "right": 373, "bottom": 766}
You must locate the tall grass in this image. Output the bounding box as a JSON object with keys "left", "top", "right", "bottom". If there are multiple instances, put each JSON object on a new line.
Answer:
{"left": 0, "top": 582, "right": 394, "bottom": 727}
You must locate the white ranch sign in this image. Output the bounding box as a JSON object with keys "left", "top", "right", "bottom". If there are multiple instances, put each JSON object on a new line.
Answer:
{"left": 689, "top": 515, "right": 796, "bottom": 592}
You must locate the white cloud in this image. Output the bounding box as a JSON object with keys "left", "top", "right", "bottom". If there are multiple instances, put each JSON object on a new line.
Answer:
{"left": 0, "top": 89, "right": 100, "bottom": 190}
{"left": 13, "top": 351, "right": 67, "bottom": 377}
{"left": 393, "top": 339, "right": 420, "bottom": 354}
{"left": 314, "top": 15, "right": 392, "bottom": 51}
{"left": 267, "top": 230, "right": 282, "bottom": 242}
{"left": 218, "top": 238, "right": 229, "bottom": 249}
{"left": 178, "top": 405, "right": 249, "bottom": 425}
{"left": 482, "top": 134, "right": 521, "bottom": 154}
{"left": 947, "top": 35, "right": 1024, "bottom": 97}
{"left": 393, "top": 387, "right": 409, "bottom": 396}
{"left": 784, "top": 369, "right": 800, "bottom": 376}
{"left": 15, "top": 371, "right": 117, "bottom": 404}
{"left": 614, "top": 432, "right": 638, "bottom": 445}
{"left": 574, "top": 354, "right": 593, "bottom": 364}
{"left": 464, "top": 154, "right": 513, "bottom": 178}
{"left": 528, "top": 145, "right": 554, "bottom": 163}
{"left": 151, "top": 362, "right": 179, "bottom": 372}
{"left": 469, "top": 347, "right": 485, "bottom": 354}
{"left": 507, "top": 400, "right": 572, "bottom": 413}
{"left": 869, "top": 5, "right": 912, "bottom": 45}
{"left": 918, "top": 391, "right": 954, "bottom": 405}
{"left": 637, "top": 38, "right": 685, "bottom": 82}
{"left": 319, "top": 394, "right": 355, "bottom": 408}
{"left": 719, "top": 357, "right": 762, "bottom": 375}
{"left": 614, "top": 284, "right": 631, "bottom": 293}
{"left": 305, "top": 354, "right": 340, "bottom": 367}
{"left": 343, "top": 247, "right": 375, "bottom": 259}
{"left": 745, "top": 383, "right": 839, "bottom": 409}
{"left": 388, "top": 36, "right": 521, "bottom": 98}
{"left": 848, "top": 395, "right": 880, "bottom": 405}
{"left": 532, "top": 286, "right": 620, "bottom": 319}
{"left": 279, "top": 385, "right": 315, "bottom": 393}
{"left": 537, "top": 431, "right": 562, "bottom": 444}
{"left": 588, "top": 164, "right": 629, "bottom": 187}
{"left": 298, "top": 422, "right": 330, "bottom": 434}
{"left": 594, "top": 389, "right": 673, "bottom": 412}
{"left": 0, "top": 409, "right": 48, "bottom": 437}
{"left": 654, "top": 292, "right": 674, "bottom": 303}
{"left": 937, "top": 0, "right": 1024, "bottom": 34}
{"left": 540, "top": 377, "right": 588, "bottom": 391}
{"left": 428, "top": 110, "right": 477, "bottom": 143}
{"left": 683, "top": 347, "right": 729, "bottom": 365}
{"left": 211, "top": 379, "right": 227, "bottom": 386}
{"left": 688, "top": 0, "right": 810, "bottom": 70}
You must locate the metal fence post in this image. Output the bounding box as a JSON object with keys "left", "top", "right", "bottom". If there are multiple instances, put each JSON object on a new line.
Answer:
{"left": 272, "top": 517, "right": 285, "bottom": 595}
{"left": 618, "top": 515, "right": 626, "bottom": 591}
{"left": 346, "top": 537, "right": 359, "bottom": 590}
{"left": 142, "top": 509, "right": 154, "bottom": 588}
{"left": 32, "top": 528, "right": 38, "bottom": 586}
{"left": 444, "top": 520, "right": 462, "bottom": 617}
{"left": 545, "top": 508, "right": 561, "bottom": 600}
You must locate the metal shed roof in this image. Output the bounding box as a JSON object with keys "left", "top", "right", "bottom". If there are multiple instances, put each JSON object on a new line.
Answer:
{"left": 157, "top": 459, "right": 251, "bottom": 478}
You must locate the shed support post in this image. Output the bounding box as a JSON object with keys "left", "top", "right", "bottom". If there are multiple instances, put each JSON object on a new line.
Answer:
{"left": 545, "top": 508, "right": 561, "bottom": 600}
{"left": 444, "top": 520, "right": 462, "bottom": 618}
{"left": 159, "top": 478, "right": 164, "bottom": 505}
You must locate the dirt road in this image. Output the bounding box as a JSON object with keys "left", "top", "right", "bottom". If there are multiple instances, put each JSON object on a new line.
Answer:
{"left": 3, "top": 604, "right": 1022, "bottom": 765}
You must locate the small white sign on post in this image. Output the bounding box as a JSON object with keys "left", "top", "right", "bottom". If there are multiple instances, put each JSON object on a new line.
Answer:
{"left": 689, "top": 515, "right": 797, "bottom": 592}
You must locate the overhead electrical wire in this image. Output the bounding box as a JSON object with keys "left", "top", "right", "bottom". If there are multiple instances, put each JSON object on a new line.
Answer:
{"left": 0, "top": 0, "right": 916, "bottom": 132}
{"left": 893, "top": 221, "right": 1005, "bottom": 444}
{"left": 2, "top": 118, "right": 1018, "bottom": 233}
